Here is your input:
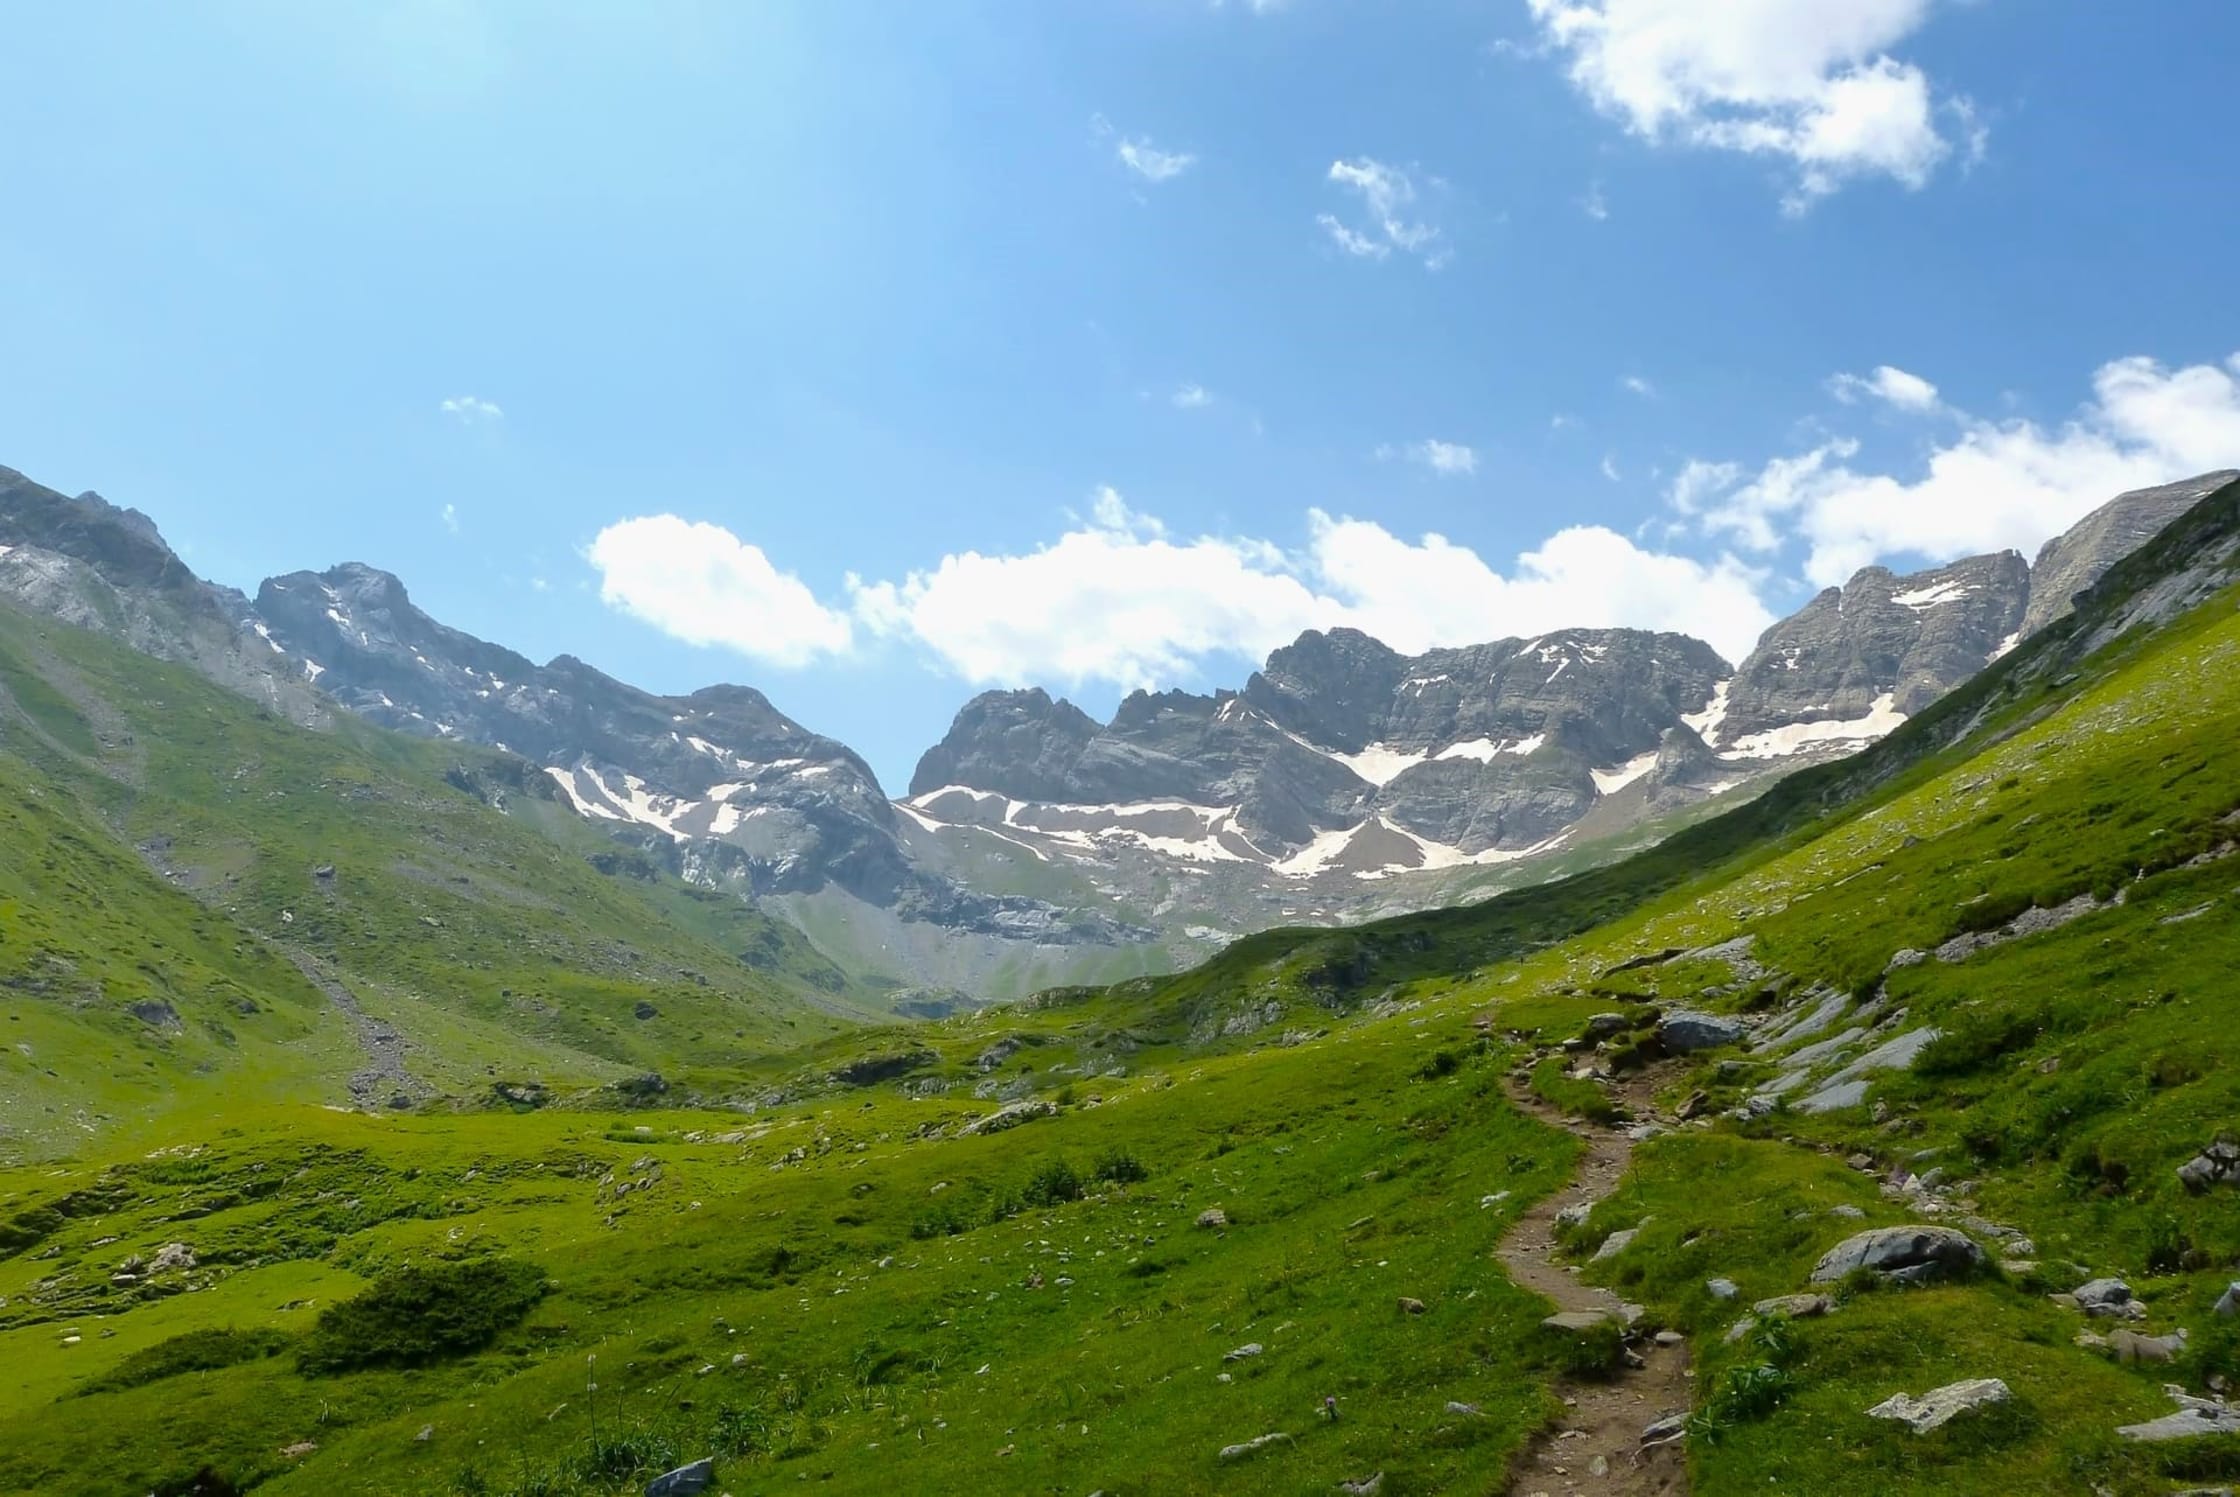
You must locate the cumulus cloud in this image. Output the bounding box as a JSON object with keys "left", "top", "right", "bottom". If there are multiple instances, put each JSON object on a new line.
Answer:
{"left": 441, "top": 503, "right": 459, "bottom": 533}
{"left": 586, "top": 515, "right": 853, "bottom": 668}
{"left": 1621, "top": 374, "right": 1656, "bottom": 397}
{"left": 1319, "top": 158, "right": 1447, "bottom": 266}
{"left": 1171, "top": 383, "right": 1214, "bottom": 410}
{"left": 1524, "top": 0, "right": 1972, "bottom": 209}
{"left": 1829, "top": 363, "right": 1940, "bottom": 410}
{"left": 440, "top": 395, "right": 503, "bottom": 423}
{"left": 1672, "top": 352, "right": 2240, "bottom": 585}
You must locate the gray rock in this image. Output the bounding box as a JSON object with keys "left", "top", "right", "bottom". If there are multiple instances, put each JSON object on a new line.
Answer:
{"left": 1542, "top": 1309, "right": 1623, "bottom": 1333}
{"left": 1217, "top": 1431, "right": 1291, "bottom": 1462}
{"left": 1592, "top": 1227, "right": 1641, "bottom": 1262}
{"left": 1444, "top": 1401, "right": 1482, "bottom": 1416}
{"left": 959, "top": 1099, "right": 1056, "bottom": 1137}
{"left": 1705, "top": 1277, "right": 1740, "bottom": 1301}
{"left": 1809, "top": 1225, "right": 1985, "bottom": 1284}
{"left": 1866, "top": 1377, "right": 2012, "bottom": 1434}
{"left": 1828, "top": 1204, "right": 1866, "bottom": 1220}
{"left": 1753, "top": 1293, "right": 1832, "bottom": 1318}
{"left": 1339, "top": 1475, "right": 1385, "bottom": 1496}
{"left": 1222, "top": 1342, "right": 1264, "bottom": 1362}
{"left": 1641, "top": 1412, "right": 1688, "bottom": 1444}
{"left": 2109, "top": 1328, "right": 2187, "bottom": 1365}
{"left": 2177, "top": 1138, "right": 2240, "bottom": 1192}
{"left": 2071, "top": 1278, "right": 2140, "bottom": 1318}
{"left": 2215, "top": 1282, "right": 2239, "bottom": 1318}
{"left": 2021, "top": 471, "right": 2231, "bottom": 637}
{"left": 1196, "top": 1206, "right": 1229, "bottom": 1229}
{"left": 644, "top": 1458, "right": 714, "bottom": 1497}
{"left": 1657, "top": 1010, "right": 1750, "bottom": 1053}
{"left": 1794, "top": 1079, "right": 1869, "bottom": 1114}
{"left": 2117, "top": 1389, "right": 2240, "bottom": 1443}
{"left": 1555, "top": 1203, "right": 1592, "bottom": 1230}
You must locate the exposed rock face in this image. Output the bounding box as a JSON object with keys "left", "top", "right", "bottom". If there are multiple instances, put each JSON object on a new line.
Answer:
{"left": 907, "top": 688, "right": 1101, "bottom": 803}
{"left": 0, "top": 467, "right": 325, "bottom": 724}
{"left": 1721, "top": 552, "right": 2029, "bottom": 745}
{"left": 2021, "top": 471, "right": 2239, "bottom": 638}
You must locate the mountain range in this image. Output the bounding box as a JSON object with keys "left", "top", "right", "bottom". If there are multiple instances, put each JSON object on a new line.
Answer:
{"left": 1, "top": 462, "right": 2231, "bottom": 1008}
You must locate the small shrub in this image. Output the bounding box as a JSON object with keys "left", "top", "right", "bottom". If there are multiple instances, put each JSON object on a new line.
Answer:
{"left": 1417, "top": 1049, "right": 1461, "bottom": 1080}
{"left": 297, "top": 1257, "right": 547, "bottom": 1375}
{"left": 910, "top": 1202, "right": 969, "bottom": 1239}
{"left": 1021, "top": 1158, "right": 1085, "bottom": 1208}
{"left": 1531, "top": 1317, "right": 1627, "bottom": 1380}
{"left": 75, "top": 1326, "right": 293, "bottom": 1396}
{"left": 1689, "top": 1361, "right": 1796, "bottom": 1442}
{"left": 1093, "top": 1148, "right": 1149, "bottom": 1184}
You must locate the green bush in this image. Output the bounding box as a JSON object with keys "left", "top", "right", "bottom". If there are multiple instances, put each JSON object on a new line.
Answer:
{"left": 1020, "top": 1158, "right": 1084, "bottom": 1208}
{"left": 297, "top": 1257, "right": 548, "bottom": 1375}
{"left": 1093, "top": 1148, "right": 1149, "bottom": 1184}
{"left": 74, "top": 1326, "right": 293, "bottom": 1396}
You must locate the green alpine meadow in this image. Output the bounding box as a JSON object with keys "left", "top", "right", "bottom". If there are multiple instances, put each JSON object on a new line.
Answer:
{"left": 2, "top": 473, "right": 2238, "bottom": 1494}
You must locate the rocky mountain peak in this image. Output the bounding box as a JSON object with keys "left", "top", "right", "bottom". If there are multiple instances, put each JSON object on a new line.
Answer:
{"left": 2021, "top": 471, "right": 2240, "bottom": 638}
{"left": 907, "top": 686, "right": 1099, "bottom": 800}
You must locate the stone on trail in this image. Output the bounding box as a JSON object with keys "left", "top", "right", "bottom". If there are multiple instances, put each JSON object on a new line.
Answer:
{"left": 644, "top": 1458, "right": 714, "bottom": 1497}
{"left": 1640, "top": 1412, "right": 1688, "bottom": 1444}
{"left": 1866, "top": 1378, "right": 2012, "bottom": 1434}
{"left": 1542, "top": 1309, "right": 1622, "bottom": 1333}
{"left": 1809, "top": 1225, "right": 1984, "bottom": 1284}
{"left": 1555, "top": 1203, "right": 1592, "bottom": 1230}
{"left": 1217, "top": 1432, "right": 1291, "bottom": 1462}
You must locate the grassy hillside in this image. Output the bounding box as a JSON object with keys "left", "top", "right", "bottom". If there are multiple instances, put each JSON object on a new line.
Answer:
{"left": 0, "top": 482, "right": 2236, "bottom": 1494}
{"left": 0, "top": 602, "right": 879, "bottom": 1161}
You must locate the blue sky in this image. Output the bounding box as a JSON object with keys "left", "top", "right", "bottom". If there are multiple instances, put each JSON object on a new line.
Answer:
{"left": 4, "top": 0, "right": 2238, "bottom": 792}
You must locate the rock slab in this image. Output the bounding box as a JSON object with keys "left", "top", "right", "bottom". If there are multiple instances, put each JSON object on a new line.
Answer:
{"left": 1810, "top": 1225, "right": 1984, "bottom": 1284}
{"left": 1866, "top": 1378, "right": 2012, "bottom": 1434}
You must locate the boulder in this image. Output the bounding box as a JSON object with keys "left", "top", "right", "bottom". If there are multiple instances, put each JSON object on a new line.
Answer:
{"left": 2177, "top": 1138, "right": 2240, "bottom": 1192}
{"left": 2109, "top": 1328, "right": 2187, "bottom": 1366}
{"left": 960, "top": 1099, "right": 1057, "bottom": 1137}
{"left": 1396, "top": 1296, "right": 1427, "bottom": 1315}
{"left": 644, "top": 1459, "right": 714, "bottom": 1497}
{"left": 1592, "top": 1228, "right": 1640, "bottom": 1262}
{"left": 1641, "top": 1412, "right": 1688, "bottom": 1444}
{"left": 149, "top": 1243, "right": 196, "bottom": 1274}
{"left": 1555, "top": 1203, "right": 1592, "bottom": 1230}
{"left": 1866, "top": 1378, "right": 2011, "bottom": 1434}
{"left": 1754, "top": 1293, "right": 1833, "bottom": 1319}
{"left": 1705, "top": 1277, "right": 1740, "bottom": 1301}
{"left": 1809, "top": 1225, "right": 1984, "bottom": 1284}
{"left": 2117, "top": 1389, "right": 2240, "bottom": 1442}
{"left": 1195, "top": 1207, "right": 1229, "bottom": 1230}
{"left": 2070, "top": 1278, "right": 2144, "bottom": 1319}
{"left": 2215, "top": 1282, "right": 2239, "bottom": 1318}
{"left": 1657, "top": 1011, "right": 1750, "bottom": 1054}
{"left": 1584, "top": 1013, "right": 1633, "bottom": 1040}
{"left": 1339, "top": 1475, "right": 1384, "bottom": 1497}
{"left": 1222, "top": 1343, "right": 1263, "bottom": 1363}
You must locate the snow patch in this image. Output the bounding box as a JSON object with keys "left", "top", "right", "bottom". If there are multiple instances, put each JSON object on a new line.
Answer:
{"left": 1988, "top": 630, "right": 2022, "bottom": 662}
{"left": 1591, "top": 751, "right": 1659, "bottom": 796}
{"left": 1719, "top": 692, "right": 1907, "bottom": 761}
{"left": 1435, "top": 735, "right": 1542, "bottom": 763}
{"left": 303, "top": 658, "right": 325, "bottom": 683}
{"left": 1891, "top": 580, "right": 1973, "bottom": 610}
{"left": 1327, "top": 742, "right": 1427, "bottom": 786}
{"left": 1683, "top": 680, "right": 1731, "bottom": 748}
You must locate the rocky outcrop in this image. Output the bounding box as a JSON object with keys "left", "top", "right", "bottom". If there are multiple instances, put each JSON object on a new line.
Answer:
{"left": 1867, "top": 1378, "right": 2011, "bottom": 1434}
{"left": 2022, "top": 471, "right": 2239, "bottom": 638}
{"left": 1722, "top": 552, "right": 2029, "bottom": 743}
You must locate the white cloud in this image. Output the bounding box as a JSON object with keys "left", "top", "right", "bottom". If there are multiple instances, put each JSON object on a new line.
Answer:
{"left": 1621, "top": 374, "right": 1656, "bottom": 397}
{"left": 1382, "top": 439, "right": 1479, "bottom": 477}
{"left": 1172, "top": 383, "right": 1214, "bottom": 410}
{"left": 441, "top": 503, "right": 459, "bottom": 533}
{"left": 1551, "top": 413, "right": 1582, "bottom": 432}
{"left": 1672, "top": 352, "right": 2240, "bottom": 585}
{"left": 1829, "top": 363, "right": 1940, "bottom": 411}
{"left": 1524, "top": 0, "right": 1972, "bottom": 208}
{"left": 586, "top": 515, "right": 853, "bottom": 668}
{"left": 440, "top": 395, "right": 503, "bottom": 423}
{"left": 1319, "top": 158, "right": 1447, "bottom": 266}
{"left": 1581, "top": 181, "right": 1610, "bottom": 220}
{"left": 1094, "top": 115, "right": 1196, "bottom": 184}
{"left": 1601, "top": 453, "right": 1623, "bottom": 482}
{"left": 851, "top": 489, "right": 1773, "bottom": 681}
{"left": 1117, "top": 136, "right": 1196, "bottom": 183}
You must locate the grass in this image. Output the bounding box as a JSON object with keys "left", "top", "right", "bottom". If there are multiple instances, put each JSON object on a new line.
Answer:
{"left": 0, "top": 480, "right": 2237, "bottom": 1492}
